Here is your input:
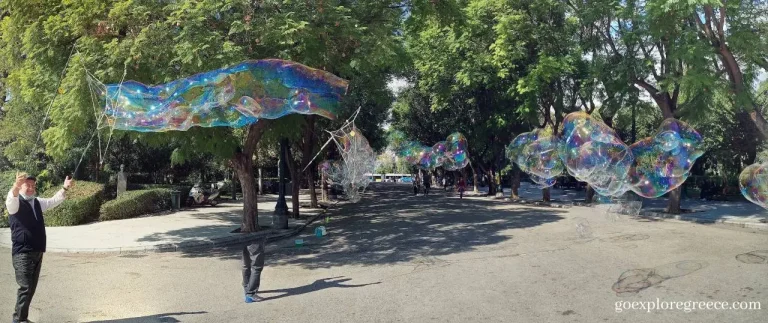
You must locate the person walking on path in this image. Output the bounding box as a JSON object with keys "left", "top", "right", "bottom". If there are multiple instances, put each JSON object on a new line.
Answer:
{"left": 423, "top": 173, "right": 431, "bottom": 196}
{"left": 6, "top": 173, "right": 73, "bottom": 323}
{"left": 413, "top": 173, "right": 420, "bottom": 196}
{"left": 242, "top": 235, "right": 267, "bottom": 303}
{"left": 458, "top": 177, "right": 466, "bottom": 199}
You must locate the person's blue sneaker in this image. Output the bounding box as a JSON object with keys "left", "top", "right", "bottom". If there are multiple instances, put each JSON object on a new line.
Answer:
{"left": 245, "top": 295, "right": 263, "bottom": 303}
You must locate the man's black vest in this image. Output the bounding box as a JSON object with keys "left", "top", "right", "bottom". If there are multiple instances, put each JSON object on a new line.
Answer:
{"left": 8, "top": 197, "right": 46, "bottom": 255}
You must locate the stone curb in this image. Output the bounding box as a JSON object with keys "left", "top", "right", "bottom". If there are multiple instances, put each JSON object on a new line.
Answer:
{"left": 25, "top": 213, "right": 326, "bottom": 255}
{"left": 638, "top": 210, "right": 768, "bottom": 230}
{"left": 502, "top": 198, "right": 572, "bottom": 209}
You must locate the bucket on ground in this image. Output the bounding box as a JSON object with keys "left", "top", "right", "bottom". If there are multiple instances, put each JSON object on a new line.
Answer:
{"left": 315, "top": 226, "right": 327, "bottom": 237}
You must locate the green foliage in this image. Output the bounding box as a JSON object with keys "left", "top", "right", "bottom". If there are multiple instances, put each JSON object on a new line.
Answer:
{"left": 0, "top": 171, "right": 16, "bottom": 195}
{"left": 0, "top": 0, "right": 415, "bottom": 178}
{"left": 42, "top": 181, "right": 104, "bottom": 226}
{"left": 0, "top": 171, "right": 15, "bottom": 227}
{"left": 99, "top": 188, "right": 172, "bottom": 221}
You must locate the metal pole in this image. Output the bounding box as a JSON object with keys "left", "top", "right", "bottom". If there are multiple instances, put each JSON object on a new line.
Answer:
{"left": 273, "top": 138, "right": 289, "bottom": 228}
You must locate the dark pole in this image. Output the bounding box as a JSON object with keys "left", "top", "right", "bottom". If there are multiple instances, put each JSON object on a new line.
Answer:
{"left": 273, "top": 138, "right": 289, "bottom": 228}
{"left": 631, "top": 103, "right": 637, "bottom": 143}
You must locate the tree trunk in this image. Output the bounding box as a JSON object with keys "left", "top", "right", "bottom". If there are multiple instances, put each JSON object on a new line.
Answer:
{"left": 285, "top": 145, "right": 301, "bottom": 219}
{"left": 585, "top": 184, "right": 595, "bottom": 204}
{"left": 511, "top": 168, "right": 520, "bottom": 199}
{"left": 231, "top": 121, "right": 271, "bottom": 233}
{"left": 257, "top": 168, "right": 263, "bottom": 195}
{"left": 487, "top": 168, "right": 496, "bottom": 195}
{"left": 308, "top": 165, "right": 318, "bottom": 208}
{"left": 542, "top": 187, "right": 551, "bottom": 202}
{"left": 301, "top": 115, "right": 318, "bottom": 208}
{"left": 322, "top": 171, "right": 328, "bottom": 202}
{"left": 231, "top": 172, "right": 238, "bottom": 200}
{"left": 233, "top": 153, "right": 259, "bottom": 232}
{"left": 666, "top": 186, "right": 682, "bottom": 214}
{"left": 470, "top": 163, "right": 479, "bottom": 193}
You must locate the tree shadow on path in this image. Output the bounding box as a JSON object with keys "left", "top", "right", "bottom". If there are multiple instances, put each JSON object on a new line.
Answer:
{"left": 259, "top": 276, "right": 380, "bottom": 301}
{"left": 181, "top": 183, "right": 566, "bottom": 268}
{"left": 83, "top": 311, "right": 207, "bottom": 323}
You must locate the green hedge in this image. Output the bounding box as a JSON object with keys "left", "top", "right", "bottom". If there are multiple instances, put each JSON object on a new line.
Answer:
{"left": 1, "top": 179, "right": 104, "bottom": 227}
{"left": 42, "top": 181, "right": 104, "bottom": 226}
{"left": 99, "top": 188, "right": 172, "bottom": 221}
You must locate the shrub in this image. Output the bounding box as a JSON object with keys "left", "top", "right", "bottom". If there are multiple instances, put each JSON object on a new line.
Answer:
{"left": 42, "top": 181, "right": 105, "bottom": 226}
{"left": 99, "top": 188, "right": 172, "bottom": 221}
{"left": 137, "top": 184, "right": 191, "bottom": 206}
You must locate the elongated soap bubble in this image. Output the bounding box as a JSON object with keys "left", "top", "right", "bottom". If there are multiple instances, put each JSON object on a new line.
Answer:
{"left": 103, "top": 59, "right": 348, "bottom": 132}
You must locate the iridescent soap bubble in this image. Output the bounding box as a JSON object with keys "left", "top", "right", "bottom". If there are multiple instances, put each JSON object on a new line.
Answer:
{"left": 558, "top": 112, "right": 633, "bottom": 196}
{"left": 530, "top": 174, "right": 558, "bottom": 189}
{"left": 322, "top": 125, "right": 377, "bottom": 203}
{"left": 444, "top": 132, "right": 469, "bottom": 171}
{"left": 388, "top": 131, "right": 470, "bottom": 171}
{"left": 628, "top": 119, "right": 704, "bottom": 198}
{"left": 103, "top": 59, "right": 349, "bottom": 132}
{"left": 507, "top": 128, "right": 563, "bottom": 188}
{"left": 739, "top": 162, "right": 768, "bottom": 209}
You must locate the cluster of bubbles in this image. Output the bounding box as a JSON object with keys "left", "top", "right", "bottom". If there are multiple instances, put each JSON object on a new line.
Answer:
{"left": 102, "top": 59, "right": 348, "bottom": 132}
{"left": 388, "top": 131, "right": 469, "bottom": 170}
{"left": 739, "top": 162, "right": 768, "bottom": 209}
{"left": 507, "top": 111, "right": 704, "bottom": 199}
{"left": 319, "top": 125, "right": 377, "bottom": 203}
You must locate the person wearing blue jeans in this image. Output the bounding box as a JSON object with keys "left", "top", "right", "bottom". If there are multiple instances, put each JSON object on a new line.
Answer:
{"left": 242, "top": 236, "right": 267, "bottom": 303}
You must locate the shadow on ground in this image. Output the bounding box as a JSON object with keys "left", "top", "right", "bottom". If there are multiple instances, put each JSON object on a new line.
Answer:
{"left": 260, "top": 276, "right": 380, "bottom": 301}
{"left": 83, "top": 311, "right": 207, "bottom": 323}
{"left": 136, "top": 209, "right": 317, "bottom": 244}
{"left": 176, "top": 183, "right": 566, "bottom": 268}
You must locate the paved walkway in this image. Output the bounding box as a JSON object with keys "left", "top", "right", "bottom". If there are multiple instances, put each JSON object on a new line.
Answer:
{"left": 0, "top": 195, "right": 324, "bottom": 253}
{"left": 463, "top": 182, "right": 768, "bottom": 230}
{"left": 1, "top": 183, "right": 765, "bottom": 322}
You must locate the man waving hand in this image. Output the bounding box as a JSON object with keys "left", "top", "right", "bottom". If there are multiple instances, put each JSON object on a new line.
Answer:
{"left": 5, "top": 173, "right": 73, "bottom": 323}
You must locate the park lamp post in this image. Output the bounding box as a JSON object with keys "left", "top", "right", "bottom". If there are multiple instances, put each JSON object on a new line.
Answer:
{"left": 273, "top": 137, "right": 289, "bottom": 229}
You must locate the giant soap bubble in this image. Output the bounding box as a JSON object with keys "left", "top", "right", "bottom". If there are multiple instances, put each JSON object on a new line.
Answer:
{"left": 321, "top": 125, "right": 377, "bottom": 203}
{"left": 388, "top": 131, "right": 470, "bottom": 170}
{"left": 739, "top": 162, "right": 768, "bottom": 209}
{"left": 627, "top": 119, "right": 704, "bottom": 198}
{"left": 558, "top": 112, "right": 633, "bottom": 196}
{"left": 102, "top": 59, "right": 348, "bottom": 132}
{"left": 507, "top": 127, "right": 563, "bottom": 188}
{"left": 507, "top": 112, "right": 704, "bottom": 199}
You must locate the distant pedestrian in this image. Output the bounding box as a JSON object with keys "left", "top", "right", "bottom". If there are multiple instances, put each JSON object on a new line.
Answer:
{"left": 458, "top": 177, "right": 466, "bottom": 199}
{"left": 424, "top": 173, "right": 431, "bottom": 195}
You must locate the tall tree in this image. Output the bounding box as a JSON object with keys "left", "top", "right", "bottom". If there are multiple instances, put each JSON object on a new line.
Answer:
{"left": 0, "top": 0, "right": 416, "bottom": 231}
{"left": 568, "top": 0, "right": 723, "bottom": 213}
{"left": 684, "top": 0, "right": 768, "bottom": 139}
